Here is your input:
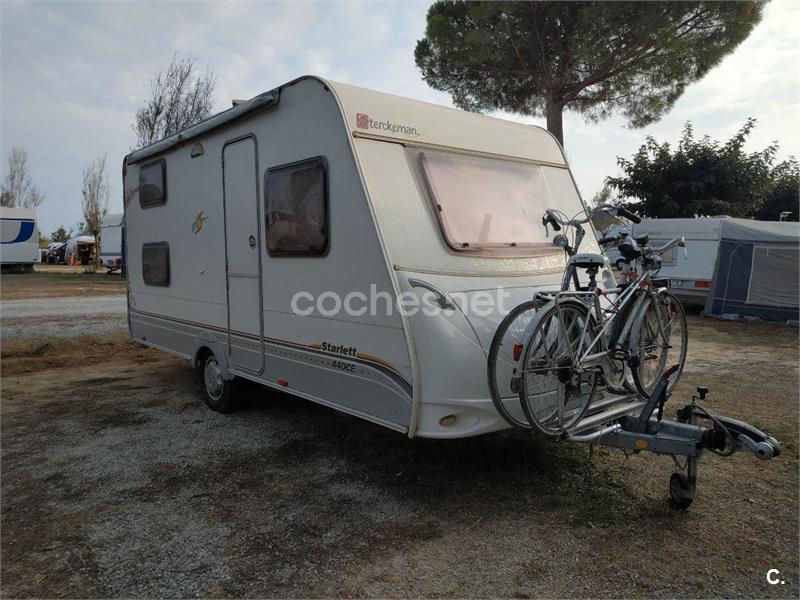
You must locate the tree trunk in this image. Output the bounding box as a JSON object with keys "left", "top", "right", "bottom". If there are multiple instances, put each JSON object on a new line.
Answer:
{"left": 546, "top": 101, "right": 565, "bottom": 148}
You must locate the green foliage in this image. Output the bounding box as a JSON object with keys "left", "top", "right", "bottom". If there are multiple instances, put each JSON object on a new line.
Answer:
{"left": 756, "top": 159, "right": 800, "bottom": 221}
{"left": 50, "top": 226, "right": 70, "bottom": 243}
{"left": 415, "top": 1, "right": 763, "bottom": 145}
{"left": 607, "top": 119, "right": 786, "bottom": 218}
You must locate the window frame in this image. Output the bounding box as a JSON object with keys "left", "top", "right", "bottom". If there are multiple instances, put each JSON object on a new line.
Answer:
{"left": 138, "top": 158, "right": 167, "bottom": 208}
{"left": 264, "top": 156, "right": 329, "bottom": 257}
{"left": 141, "top": 241, "right": 170, "bottom": 286}
{"left": 409, "top": 146, "right": 562, "bottom": 258}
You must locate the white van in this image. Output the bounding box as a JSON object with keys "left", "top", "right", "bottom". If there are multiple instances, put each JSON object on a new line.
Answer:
{"left": 124, "top": 76, "right": 601, "bottom": 439}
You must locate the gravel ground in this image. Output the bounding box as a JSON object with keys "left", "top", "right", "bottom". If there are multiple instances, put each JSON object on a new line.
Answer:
{"left": 1, "top": 314, "right": 797, "bottom": 598}
{"left": 0, "top": 294, "right": 127, "bottom": 342}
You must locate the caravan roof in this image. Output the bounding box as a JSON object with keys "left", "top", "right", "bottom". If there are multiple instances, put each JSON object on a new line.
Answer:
{"left": 127, "top": 76, "right": 565, "bottom": 169}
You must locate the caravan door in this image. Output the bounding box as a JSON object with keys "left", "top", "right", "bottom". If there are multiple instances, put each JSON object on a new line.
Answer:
{"left": 222, "top": 136, "right": 264, "bottom": 373}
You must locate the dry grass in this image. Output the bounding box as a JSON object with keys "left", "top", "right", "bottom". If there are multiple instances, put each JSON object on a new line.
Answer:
{"left": 0, "top": 315, "right": 797, "bottom": 598}
{"left": 0, "top": 265, "right": 125, "bottom": 300}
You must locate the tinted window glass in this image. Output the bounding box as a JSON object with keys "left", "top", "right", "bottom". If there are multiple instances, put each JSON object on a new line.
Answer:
{"left": 265, "top": 157, "right": 327, "bottom": 255}
{"left": 139, "top": 160, "right": 166, "bottom": 208}
{"left": 142, "top": 242, "right": 170, "bottom": 286}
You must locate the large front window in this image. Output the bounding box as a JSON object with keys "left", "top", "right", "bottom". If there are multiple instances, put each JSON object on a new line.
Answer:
{"left": 415, "top": 148, "right": 560, "bottom": 256}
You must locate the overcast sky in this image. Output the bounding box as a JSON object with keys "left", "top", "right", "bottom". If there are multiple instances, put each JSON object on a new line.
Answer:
{"left": 2, "top": 0, "right": 798, "bottom": 235}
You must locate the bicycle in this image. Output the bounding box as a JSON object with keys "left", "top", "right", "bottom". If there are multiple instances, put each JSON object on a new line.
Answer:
{"left": 487, "top": 204, "right": 688, "bottom": 435}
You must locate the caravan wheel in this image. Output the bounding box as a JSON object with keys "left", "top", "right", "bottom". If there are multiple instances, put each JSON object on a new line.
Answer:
{"left": 200, "top": 353, "right": 237, "bottom": 413}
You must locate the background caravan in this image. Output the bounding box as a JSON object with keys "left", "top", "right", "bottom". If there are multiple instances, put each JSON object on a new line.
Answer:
{"left": 99, "top": 212, "right": 124, "bottom": 273}
{"left": 605, "top": 217, "right": 724, "bottom": 307}
{"left": 124, "top": 75, "right": 604, "bottom": 439}
{"left": 0, "top": 207, "right": 39, "bottom": 271}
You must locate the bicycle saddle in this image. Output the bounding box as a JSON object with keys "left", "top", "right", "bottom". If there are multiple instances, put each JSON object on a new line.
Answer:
{"left": 568, "top": 253, "right": 606, "bottom": 269}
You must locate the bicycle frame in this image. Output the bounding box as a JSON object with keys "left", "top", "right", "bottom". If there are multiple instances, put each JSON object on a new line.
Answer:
{"left": 545, "top": 267, "right": 673, "bottom": 380}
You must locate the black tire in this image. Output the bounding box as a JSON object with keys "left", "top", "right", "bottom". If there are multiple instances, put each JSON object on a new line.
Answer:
{"left": 630, "top": 291, "right": 688, "bottom": 397}
{"left": 669, "top": 472, "right": 693, "bottom": 510}
{"left": 200, "top": 352, "right": 238, "bottom": 413}
{"left": 487, "top": 300, "right": 542, "bottom": 430}
{"left": 519, "top": 300, "right": 599, "bottom": 437}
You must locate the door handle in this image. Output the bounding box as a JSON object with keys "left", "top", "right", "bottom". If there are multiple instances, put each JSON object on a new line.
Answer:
{"left": 248, "top": 235, "right": 256, "bottom": 248}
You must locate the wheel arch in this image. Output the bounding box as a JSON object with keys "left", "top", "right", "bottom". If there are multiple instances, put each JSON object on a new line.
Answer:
{"left": 191, "top": 339, "right": 234, "bottom": 380}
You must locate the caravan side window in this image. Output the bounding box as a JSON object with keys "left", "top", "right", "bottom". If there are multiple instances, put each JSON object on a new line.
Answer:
{"left": 142, "top": 242, "right": 170, "bottom": 286}
{"left": 265, "top": 157, "right": 328, "bottom": 256}
{"left": 139, "top": 159, "right": 167, "bottom": 208}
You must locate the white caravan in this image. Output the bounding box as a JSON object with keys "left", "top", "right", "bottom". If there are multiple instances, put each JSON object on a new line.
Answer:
{"left": 630, "top": 218, "right": 724, "bottom": 306}
{"left": 1, "top": 207, "right": 39, "bottom": 269}
{"left": 124, "top": 76, "right": 602, "bottom": 439}
{"left": 64, "top": 235, "right": 97, "bottom": 266}
{"left": 99, "top": 212, "right": 124, "bottom": 272}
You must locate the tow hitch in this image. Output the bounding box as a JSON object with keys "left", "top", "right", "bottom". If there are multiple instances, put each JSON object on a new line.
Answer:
{"left": 566, "top": 370, "right": 781, "bottom": 510}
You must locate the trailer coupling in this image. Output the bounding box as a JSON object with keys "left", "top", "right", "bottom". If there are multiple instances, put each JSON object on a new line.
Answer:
{"left": 567, "top": 375, "right": 781, "bottom": 509}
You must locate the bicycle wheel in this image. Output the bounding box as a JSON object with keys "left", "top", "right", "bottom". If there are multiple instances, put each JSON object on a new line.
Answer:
{"left": 487, "top": 300, "right": 541, "bottom": 429}
{"left": 630, "top": 291, "right": 688, "bottom": 397}
{"left": 519, "top": 300, "right": 599, "bottom": 436}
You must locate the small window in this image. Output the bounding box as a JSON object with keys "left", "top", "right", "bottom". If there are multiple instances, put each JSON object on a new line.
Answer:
{"left": 265, "top": 157, "right": 328, "bottom": 256}
{"left": 142, "top": 242, "right": 170, "bottom": 286}
{"left": 139, "top": 159, "right": 166, "bottom": 208}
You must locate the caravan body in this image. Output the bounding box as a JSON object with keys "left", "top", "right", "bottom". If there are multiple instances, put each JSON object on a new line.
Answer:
{"left": 64, "top": 235, "right": 97, "bottom": 266}
{"left": 124, "top": 76, "right": 598, "bottom": 439}
{"left": 0, "top": 207, "right": 39, "bottom": 267}
{"left": 630, "top": 218, "right": 724, "bottom": 306}
{"left": 100, "top": 212, "right": 124, "bottom": 272}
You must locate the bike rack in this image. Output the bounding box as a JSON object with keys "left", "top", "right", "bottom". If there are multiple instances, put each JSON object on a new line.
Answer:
{"left": 562, "top": 373, "right": 781, "bottom": 509}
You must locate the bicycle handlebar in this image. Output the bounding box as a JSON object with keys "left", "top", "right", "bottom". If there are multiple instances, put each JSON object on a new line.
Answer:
{"left": 542, "top": 212, "right": 562, "bottom": 231}
{"left": 616, "top": 206, "right": 641, "bottom": 224}
{"left": 654, "top": 236, "right": 685, "bottom": 255}
{"left": 543, "top": 204, "right": 641, "bottom": 228}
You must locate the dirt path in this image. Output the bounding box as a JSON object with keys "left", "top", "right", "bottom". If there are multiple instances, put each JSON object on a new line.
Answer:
{"left": 1, "top": 267, "right": 126, "bottom": 301}
{"left": 1, "top": 317, "right": 798, "bottom": 598}
{"left": 0, "top": 294, "right": 127, "bottom": 342}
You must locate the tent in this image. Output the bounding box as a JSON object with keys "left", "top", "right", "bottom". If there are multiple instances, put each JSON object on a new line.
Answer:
{"left": 704, "top": 219, "right": 800, "bottom": 322}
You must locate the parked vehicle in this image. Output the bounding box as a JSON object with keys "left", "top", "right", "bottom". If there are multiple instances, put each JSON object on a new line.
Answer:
{"left": 47, "top": 241, "right": 66, "bottom": 264}
{"left": 99, "top": 212, "right": 124, "bottom": 273}
{"left": 124, "top": 76, "right": 782, "bottom": 510}
{"left": 0, "top": 207, "right": 39, "bottom": 271}
{"left": 604, "top": 217, "right": 722, "bottom": 306}
{"left": 124, "top": 75, "right": 599, "bottom": 438}
{"left": 64, "top": 235, "right": 96, "bottom": 266}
